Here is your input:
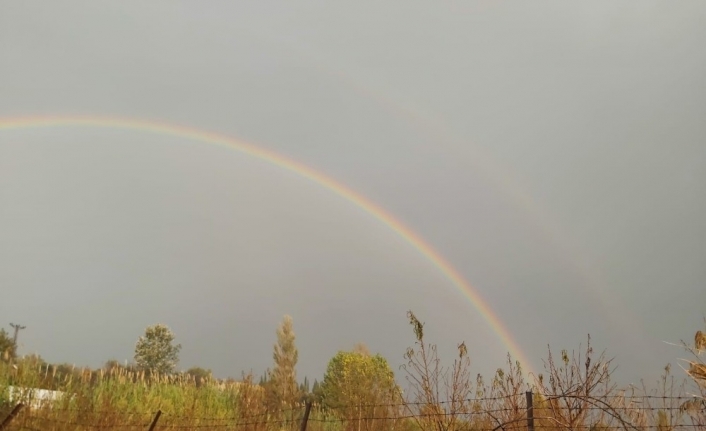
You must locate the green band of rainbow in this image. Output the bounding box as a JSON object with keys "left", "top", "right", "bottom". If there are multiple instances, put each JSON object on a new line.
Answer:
{"left": 0, "top": 115, "right": 534, "bottom": 375}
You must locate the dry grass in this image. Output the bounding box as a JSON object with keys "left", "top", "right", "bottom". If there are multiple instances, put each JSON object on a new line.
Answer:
{"left": 0, "top": 318, "right": 704, "bottom": 431}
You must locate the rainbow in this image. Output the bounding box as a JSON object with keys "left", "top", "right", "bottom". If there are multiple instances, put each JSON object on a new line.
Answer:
{"left": 0, "top": 115, "right": 534, "bottom": 374}
{"left": 213, "top": 25, "right": 644, "bottom": 351}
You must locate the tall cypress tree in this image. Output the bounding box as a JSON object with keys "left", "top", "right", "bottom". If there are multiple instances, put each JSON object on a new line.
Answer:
{"left": 269, "top": 315, "right": 300, "bottom": 417}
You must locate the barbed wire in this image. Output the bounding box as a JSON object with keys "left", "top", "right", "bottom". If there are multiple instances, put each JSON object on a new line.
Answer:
{"left": 16, "top": 414, "right": 706, "bottom": 431}
{"left": 7, "top": 394, "right": 702, "bottom": 415}
{"left": 4, "top": 393, "right": 704, "bottom": 431}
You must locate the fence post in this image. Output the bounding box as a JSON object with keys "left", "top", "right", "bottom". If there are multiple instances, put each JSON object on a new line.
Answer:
{"left": 148, "top": 410, "right": 162, "bottom": 431}
{"left": 0, "top": 403, "right": 24, "bottom": 431}
{"left": 525, "top": 391, "right": 534, "bottom": 431}
{"left": 299, "top": 401, "right": 312, "bottom": 431}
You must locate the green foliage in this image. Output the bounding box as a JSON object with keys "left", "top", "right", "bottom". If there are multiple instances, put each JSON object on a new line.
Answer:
{"left": 0, "top": 328, "right": 16, "bottom": 362}
{"left": 2, "top": 312, "right": 705, "bottom": 431}
{"left": 320, "top": 349, "right": 394, "bottom": 408}
{"left": 268, "top": 315, "right": 300, "bottom": 407}
{"left": 320, "top": 346, "right": 403, "bottom": 431}
{"left": 185, "top": 367, "right": 213, "bottom": 387}
{"left": 0, "top": 359, "right": 249, "bottom": 425}
{"left": 18, "top": 353, "right": 47, "bottom": 368}
{"left": 312, "top": 378, "right": 322, "bottom": 403}
{"left": 263, "top": 315, "right": 301, "bottom": 431}
{"left": 133, "top": 323, "right": 181, "bottom": 375}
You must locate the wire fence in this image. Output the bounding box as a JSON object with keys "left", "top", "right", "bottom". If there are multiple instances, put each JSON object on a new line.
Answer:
{"left": 1, "top": 393, "right": 704, "bottom": 431}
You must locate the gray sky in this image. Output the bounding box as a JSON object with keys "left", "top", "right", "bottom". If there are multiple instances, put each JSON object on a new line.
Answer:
{"left": 1, "top": 1, "right": 705, "bottom": 387}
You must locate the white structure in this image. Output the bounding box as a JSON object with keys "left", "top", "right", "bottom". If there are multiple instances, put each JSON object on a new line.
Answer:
{"left": 5, "top": 385, "right": 73, "bottom": 409}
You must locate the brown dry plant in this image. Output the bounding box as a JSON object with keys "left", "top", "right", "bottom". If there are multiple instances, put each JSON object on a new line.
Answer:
{"left": 400, "top": 311, "right": 475, "bottom": 431}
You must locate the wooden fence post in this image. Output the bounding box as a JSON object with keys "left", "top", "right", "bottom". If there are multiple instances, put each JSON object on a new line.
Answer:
{"left": 148, "top": 410, "right": 162, "bottom": 431}
{"left": 525, "top": 391, "right": 535, "bottom": 431}
{"left": 299, "top": 401, "right": 312, "bottom": 431}
{"left": 0, "top": 404, "right": 24, "bottom": 431}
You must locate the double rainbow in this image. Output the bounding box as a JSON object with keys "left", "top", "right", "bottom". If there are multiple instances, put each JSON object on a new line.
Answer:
{"left": 0, "top": 115, "right": 534, "bottom": 375}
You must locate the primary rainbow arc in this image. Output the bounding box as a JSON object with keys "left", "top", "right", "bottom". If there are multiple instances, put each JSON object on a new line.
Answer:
{"left": 0, "top": 115, "right": 534, "bottom": 375}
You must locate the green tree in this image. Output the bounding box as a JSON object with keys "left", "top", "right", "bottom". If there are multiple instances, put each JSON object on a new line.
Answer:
{"left": 0, "top": 328, "right": 16, "bottom": 361}
{"left": 320, "top": 344, "right": 403, "bottom": 431}
{"left": 259, "top": 369, "right": 269, "bottom": 387}
{"left": 300, "top": 376, "right": 310, "bottom": 394}
{"left": 263, "top": 315, "right": 301, "bottom": 429}
{"left": 133, "top": 323, "right": 181, "bottom": 375}
{"left": 185, "top": 367, "right": 213, "bottom": 387}
{"left": 312, "top": 379, "right": 321, "bottom": 400}
{"left": 267, "top": 315, "right": 300, "bottom": 426}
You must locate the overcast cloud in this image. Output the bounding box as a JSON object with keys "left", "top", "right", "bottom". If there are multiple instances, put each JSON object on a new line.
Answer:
{"left": 1, "top": 1, "right": 704, "bottom": 385}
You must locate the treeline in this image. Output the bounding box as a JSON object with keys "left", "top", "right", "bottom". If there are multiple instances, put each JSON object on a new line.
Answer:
{"left": 0, "top": 312, "right": 704, "bottom": 431}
